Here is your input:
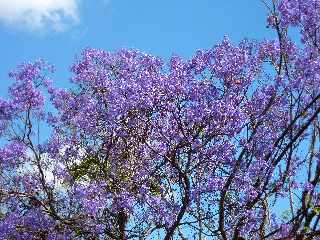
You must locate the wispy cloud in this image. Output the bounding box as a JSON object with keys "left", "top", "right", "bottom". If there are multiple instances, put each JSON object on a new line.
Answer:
{"left": 0, "top": 0, "right": 80, "bottom": 32}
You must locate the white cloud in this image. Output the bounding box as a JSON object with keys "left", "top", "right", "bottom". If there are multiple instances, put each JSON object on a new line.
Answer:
{"left": 0, "top": 0, "right": 80, "bottom": 32}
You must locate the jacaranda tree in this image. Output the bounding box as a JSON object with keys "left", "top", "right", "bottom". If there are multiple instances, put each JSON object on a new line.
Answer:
{"left": 0, "top": 0, "right": 320, "bottom": 239}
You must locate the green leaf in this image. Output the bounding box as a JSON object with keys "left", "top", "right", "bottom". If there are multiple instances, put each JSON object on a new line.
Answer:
{"left": 150, "top": 182, "right": 161, "bottom": 196}
{"left": 303, "top": 226, "right": 310, "bottom": 232}
{"left": 69, "top": 155, "right": 100, "bottom": 180}
{"left": 313, "top": 206, "right": 320, "bottom": 214}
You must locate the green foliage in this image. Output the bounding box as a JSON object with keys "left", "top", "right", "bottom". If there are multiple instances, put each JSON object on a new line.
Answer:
{"left": 69, "top": 155, "right": 134, "bottom": 192}
{"left": 149, "top": 182, "right": 161, "bottom": 196}
{"left": 69, "top": 155, "right": 103, "bottom": 180}
{"left": 303, "top": 226, "right": 310, "bottom": 233}
{"left": 313, "top": 206, "right": 320, "bottom": 215}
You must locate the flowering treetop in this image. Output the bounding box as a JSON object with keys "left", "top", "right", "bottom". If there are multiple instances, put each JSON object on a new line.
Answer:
{"left": 0, "top": 0, "right": 320, "bottom": 239}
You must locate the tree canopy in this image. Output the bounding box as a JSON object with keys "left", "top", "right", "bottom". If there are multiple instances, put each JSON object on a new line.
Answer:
{"left": 0, "top": 0, "right": 320, "bottom": 239}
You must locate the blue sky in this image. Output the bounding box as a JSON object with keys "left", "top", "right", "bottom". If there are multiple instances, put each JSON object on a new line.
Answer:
{"left": 0, "top": 0, "right": 276, "bottom": 96}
